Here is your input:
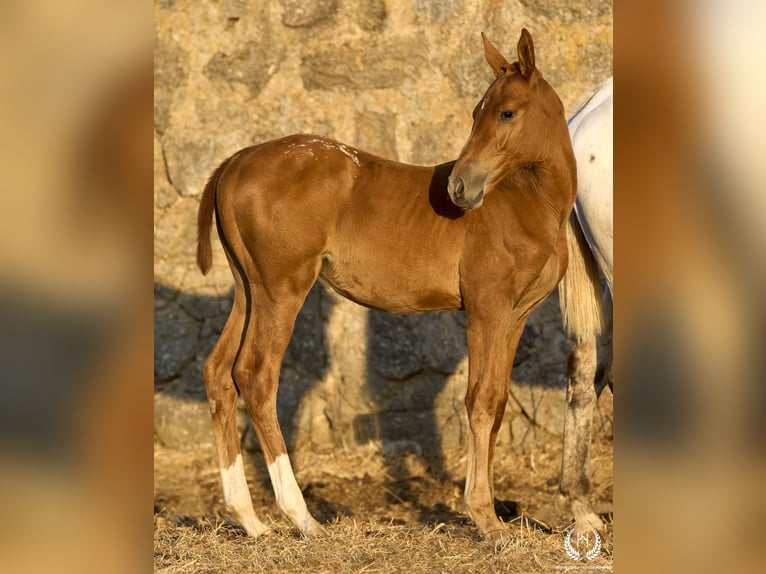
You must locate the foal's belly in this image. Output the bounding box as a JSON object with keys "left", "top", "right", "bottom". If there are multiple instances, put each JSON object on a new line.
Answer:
{"left": 318, "top": 251, "right": 463, "bottom": 314}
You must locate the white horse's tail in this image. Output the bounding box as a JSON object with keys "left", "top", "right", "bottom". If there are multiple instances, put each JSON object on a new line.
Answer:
{"left": 559, "top": 211, "right": 605, "bottom": 344}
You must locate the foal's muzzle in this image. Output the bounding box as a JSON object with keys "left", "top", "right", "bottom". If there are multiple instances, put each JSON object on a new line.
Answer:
{"left": 448, "top": 174, "right": 485, "bottom": 211}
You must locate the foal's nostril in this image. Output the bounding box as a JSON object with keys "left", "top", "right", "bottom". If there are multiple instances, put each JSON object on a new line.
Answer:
{"left": 453, "top": 178, "right": 465, "bottom": 199}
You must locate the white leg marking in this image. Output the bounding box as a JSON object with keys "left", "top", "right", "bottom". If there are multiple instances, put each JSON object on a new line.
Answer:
{"left": 267, "top": 454, "right": 323, "bottom": 536}
{"left": 221, "top": 454, "right": 270, "bottom": 537}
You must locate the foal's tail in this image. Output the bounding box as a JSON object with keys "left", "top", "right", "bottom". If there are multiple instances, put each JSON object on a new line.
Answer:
{"left": 558, "top": 211, "right": 605, "bottom": 344}
{"left": 197, "top": 156, "right": 235, "bottom": 275}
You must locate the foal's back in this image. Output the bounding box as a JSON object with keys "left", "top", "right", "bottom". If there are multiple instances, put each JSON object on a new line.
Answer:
{"left": 216, "top": 134, "right": 465, "bottom": 313}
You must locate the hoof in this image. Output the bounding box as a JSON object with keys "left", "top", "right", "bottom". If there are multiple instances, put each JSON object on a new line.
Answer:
{"left": 571, "top": 515, "right": 604, "bottom": 538}
{"left": 570, "top": 499, "right": 605, "bottom": 538}
{"left": 299, "top": 518, "right": 329, "bottom": 539}
{"left": 560, "top": 497, "right": 607, "bottom": 541}
{"left": 244, "top": 524, "right": 273, "bottom": 539}
{"left": 229, "top": 510, "right": 273, "bottom": 538}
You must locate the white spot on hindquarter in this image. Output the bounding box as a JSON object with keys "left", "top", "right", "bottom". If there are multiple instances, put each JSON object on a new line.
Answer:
{"left": 221, "top": 455, "right": 270, "bottom": 537}
{"left": 334, "top": 142, "right": 361, "bottom": 166}
{"left": 305, "top": 137, "right": 361, "bottom": 166}
{"left": 267, "top": 454, "right": 316, "bottom": 531}
{"left": 285, "top": 142, "right": 315, "bottom": 158}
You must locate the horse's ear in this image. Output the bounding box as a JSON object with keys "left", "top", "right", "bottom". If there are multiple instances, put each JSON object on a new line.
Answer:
{"left": 482, "top": 32, "right": 510, "bottom": 77}
{"left": 517, "top": 28, "right": 535, "bottom": 79}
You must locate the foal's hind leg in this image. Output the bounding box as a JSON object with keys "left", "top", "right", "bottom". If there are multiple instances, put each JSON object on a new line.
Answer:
{"left": 204, "top": 287, "right": 271, "bottom": 538}
{"left": 232, "top": 272, "right": 325, "bottom": 539}
{"left": 557, "top": 336, "right": 605, "bottom": 537}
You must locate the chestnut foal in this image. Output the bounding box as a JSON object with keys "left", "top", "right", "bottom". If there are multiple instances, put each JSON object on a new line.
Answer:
{"left": 197, "top": 29, "right": 576, "bottom": 541}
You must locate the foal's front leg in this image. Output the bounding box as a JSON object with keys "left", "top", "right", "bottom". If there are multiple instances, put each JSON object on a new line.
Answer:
{"left": 463, "top": 313, "right": 525, "bottom": 540}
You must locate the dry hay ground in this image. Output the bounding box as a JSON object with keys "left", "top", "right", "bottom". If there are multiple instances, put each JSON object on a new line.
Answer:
{"left": 154, "top": 431, "right": 612, "bottom": 573}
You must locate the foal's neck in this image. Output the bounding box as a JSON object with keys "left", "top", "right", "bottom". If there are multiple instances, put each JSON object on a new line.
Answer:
{"left": 500, "top": 152, "right": 574, "bottom": 226}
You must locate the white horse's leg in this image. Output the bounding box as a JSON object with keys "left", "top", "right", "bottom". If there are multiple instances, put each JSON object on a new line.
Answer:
{"left": 558, "top": 336, "right": 605, "bottom": 537}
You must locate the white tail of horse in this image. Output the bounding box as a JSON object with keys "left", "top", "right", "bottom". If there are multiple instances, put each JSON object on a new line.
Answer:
{"left": 559, "top": 210, "right": 604, "bottom": 345}
{"left": 559, "top": 76, "right": 612, "bottom": 346}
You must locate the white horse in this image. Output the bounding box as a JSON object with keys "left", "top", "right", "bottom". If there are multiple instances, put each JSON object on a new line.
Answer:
{"left": 557, "top": 76, "right": 613, "bottom": 537}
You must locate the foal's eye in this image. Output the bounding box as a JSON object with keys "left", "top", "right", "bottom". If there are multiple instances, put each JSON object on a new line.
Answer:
{"left": 499, "top": 110, "right": 516, "bottom": 121}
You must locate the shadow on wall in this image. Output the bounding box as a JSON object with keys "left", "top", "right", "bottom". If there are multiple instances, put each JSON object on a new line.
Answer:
{"left": 359, "top": 310, "right": 467, "bottom": 479}
{"left": 154, "top": 281, "right": 329, "bottom": 454}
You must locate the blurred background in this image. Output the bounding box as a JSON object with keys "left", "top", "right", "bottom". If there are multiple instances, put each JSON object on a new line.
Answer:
{"left": 615, "top": 3, "right": 766, "bottom": 572}
{"left": 0, "top": 2, "right": 151, "bottom": 573}
{"left": 0, "top": 0, "right": 761, "bottom": 572}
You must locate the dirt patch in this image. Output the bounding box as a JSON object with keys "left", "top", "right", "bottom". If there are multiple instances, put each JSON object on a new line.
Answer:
{"left": 154, "top": 438, "right": 612, "bottom": 572}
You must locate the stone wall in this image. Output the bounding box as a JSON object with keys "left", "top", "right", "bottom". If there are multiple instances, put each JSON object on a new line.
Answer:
{"left": 154, "top": 0, "right": 613, "bottom": 456}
